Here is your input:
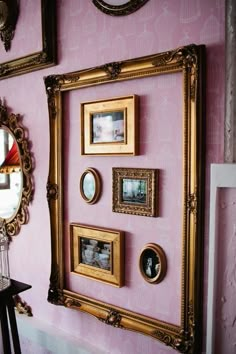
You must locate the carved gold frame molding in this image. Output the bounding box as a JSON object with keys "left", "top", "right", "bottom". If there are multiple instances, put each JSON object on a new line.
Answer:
{"left": 45, "top": 44, "right": 205, "bottom": 353}
{"left": 0, "top": 0, "right": 56, "bottom": 80}
{"left": 0, "top": 99, "right": 34, "bottom": 237}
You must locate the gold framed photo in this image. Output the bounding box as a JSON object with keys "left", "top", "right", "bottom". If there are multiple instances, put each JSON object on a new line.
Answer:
{"left": 81, "top": 95, "right": 138, "bottom": 156}
{"left": 112, "top": 167, "right": 158, "bottom": 217}
{"left": 79, "top": 168, "right": 102, "bottom": 204}
{"left": 71, "top": 223, "right": 124, "bottom": 287}
{"left": 139, "top": 243, "right": 167, "bottom": 284}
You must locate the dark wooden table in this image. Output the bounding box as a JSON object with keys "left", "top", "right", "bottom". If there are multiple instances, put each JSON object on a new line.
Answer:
{"left": 0, "top": 279, "right": 31, "bottom": 354}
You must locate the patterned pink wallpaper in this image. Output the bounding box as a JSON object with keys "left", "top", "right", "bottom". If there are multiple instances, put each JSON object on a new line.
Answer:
{"left": 0, "top": 0, "right": 225, "bottom": 353}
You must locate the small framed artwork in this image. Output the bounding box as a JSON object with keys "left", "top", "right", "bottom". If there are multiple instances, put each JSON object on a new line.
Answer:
{"left": 81, "top": 95, "right": 138, "bottom": 156}
{"left": 139, "top": 243, "right": 167, "bottom": 284}
{"left": 71, "top": 223, "right": 124, "bottom": 287}
{"left": 80, "top": 168, "right": 101, "bottom": 204}
{"left": 112, "top": 167, "right": 158, "bottom": 217}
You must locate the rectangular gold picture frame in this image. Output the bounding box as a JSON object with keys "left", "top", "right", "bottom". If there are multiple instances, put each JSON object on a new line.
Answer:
{"left": 112, "top": 167, "right": 158, "bottom": 217}
{"left": 81, "top": 95, "right": 138, "bottom": 156}
{"left": 71, "top": 223, "right": 124, "bottom": 287}
{"left": 45, "top": 44, "right": 205, "bottom": 353}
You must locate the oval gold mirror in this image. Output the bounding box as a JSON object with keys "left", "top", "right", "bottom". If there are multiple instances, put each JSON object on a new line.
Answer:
{"left": 0, "top": 99, "right": 33, "bottom": 237}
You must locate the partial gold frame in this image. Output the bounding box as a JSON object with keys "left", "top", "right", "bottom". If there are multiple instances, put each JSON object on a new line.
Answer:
{"left": 0, "top": 99, "right": 34, "bottom": 237}
{"left": 45, "top": 44, "right": 205, "bottom": 353}
{"left": 80, "top": 168, "right": 101, "bottom": 204}
{"left": 81, "top": 95, "right": 138, "bottom": 156}
{"left": 0, "top": 0, "right": 56, "bottom": 80}
{"left": 71, "top": 223, "right": 124, "bottom": 287}
{"left": 112, "top": 167, "right": 157, "bottom": 217}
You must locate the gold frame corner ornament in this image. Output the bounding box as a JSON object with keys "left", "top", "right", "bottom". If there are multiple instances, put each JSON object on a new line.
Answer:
{"left": 0, "top": 0, "right": 56, "bottom": 80}
{"left": 0, "top": 99, "right": 34, "bottom": 237}
{"left": 45, "top": 44, "right": 205, "bottom": 353}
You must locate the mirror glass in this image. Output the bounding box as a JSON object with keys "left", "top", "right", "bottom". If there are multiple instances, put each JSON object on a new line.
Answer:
{"left": 0, "top": 128, "right": 22, "bottom": 219}
{"left": 82, "top": 172, "right": 95, "bottom": 200}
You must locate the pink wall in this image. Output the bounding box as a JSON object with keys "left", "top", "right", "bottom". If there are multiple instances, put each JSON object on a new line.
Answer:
{"left": 0, "top": 0, "right": 225, "bottom": 353}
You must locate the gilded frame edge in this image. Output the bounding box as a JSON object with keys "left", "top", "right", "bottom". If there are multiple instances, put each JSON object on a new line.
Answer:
{"left": 0, "top": 99, "right": 34, "bottom": 237}
{"left": 70, "top": 223, "right": 124, "bottom": 287}
{"left": 112, "top": 167, "right": 157, "bottom": 217}
{"left": 45, "top": 44, "right": 205, "bottom": 353}
{"left": 0, "top": 0, "right": 57, "bottom": 80}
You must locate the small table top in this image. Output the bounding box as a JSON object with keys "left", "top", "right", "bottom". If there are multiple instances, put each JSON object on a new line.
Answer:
{"left": 0, "top": 279, "right": 31, "bottom": 302}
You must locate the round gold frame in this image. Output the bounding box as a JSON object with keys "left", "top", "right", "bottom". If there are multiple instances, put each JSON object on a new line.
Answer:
{"left": 80, "top": 168, "right": 101, "bottom": 204}
{"left": 92, "top": 0, "right": 149, "bottom": 16}
{"left": 139, "top": 243, "right": 167, "bottom": 284}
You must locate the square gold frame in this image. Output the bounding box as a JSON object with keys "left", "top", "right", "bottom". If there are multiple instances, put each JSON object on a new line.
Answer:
{"left": 112, "top": 167, "right": 157, "bottom": 217}
{"left": 81, "top": 95, "right": 138, "bottom": 156}
{"left": 0, "top": 0, "right": 56, "bottom": 80}
{"left": 45, "top": 44, "right": 205, "bottom": 353}
{"left": 71, "top": 223, "right": 124, "bottom": 287}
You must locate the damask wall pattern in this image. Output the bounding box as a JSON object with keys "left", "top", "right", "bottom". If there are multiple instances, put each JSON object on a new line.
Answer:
{"left": 0, "top": 0, "right": 225, "bottom": 353}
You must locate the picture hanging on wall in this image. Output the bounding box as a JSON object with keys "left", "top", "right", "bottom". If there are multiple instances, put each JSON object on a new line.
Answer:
{"left": 112, "top": 167, "right": 158, "bottom": 217}
{"left": 81, "top": 95, "right": 139, "bottom": 156}
{"left": 80, "top": 168, "right": 102, "bottom": 204}
{"left": 139, "top": 243, "right": 167, "bottom": 284}
{"left": 70, "top": 223, "right": 124, "bottom": 287}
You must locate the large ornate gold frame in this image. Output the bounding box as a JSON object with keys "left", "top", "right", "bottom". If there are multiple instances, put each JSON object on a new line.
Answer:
{"left": 0, "top": 99, "right": 34, "bottom": 237}
{"left": 45, "top": 44, "right": 205, "bottom": 353}
{"left": 0, "top": 0, "right": 56, "bottom": 80}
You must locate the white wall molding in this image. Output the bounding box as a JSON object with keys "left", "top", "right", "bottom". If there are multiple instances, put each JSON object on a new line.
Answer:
{"left": 206, "top": 163, "right": 236, "bottom": 354}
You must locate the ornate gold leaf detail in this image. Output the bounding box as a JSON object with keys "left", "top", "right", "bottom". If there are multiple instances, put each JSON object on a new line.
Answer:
{"left": 64, "top": 298, "right": 81, "bottom": 309}
{"left": 99, "top": 309, "right": 123, "bottom": 328}
{"left": 47, "top": 182, "right": 59, "bottom": 200}
{"left": 152, "top": 45, "right": 198, "bottom": 100}
{"left": 187, "top": 193, "right": 197, "bottom": 215}
{"left": 14, "top": 295, "right": 33, "bottom": 317}
{"left": 0, "top": 99, "right": 34, "bottom": 237}
{"left": 47, "top": 264, "right": 64, "bottom": 305}
{"left": 101, "top": 62, "right": 122, "bottom": 79}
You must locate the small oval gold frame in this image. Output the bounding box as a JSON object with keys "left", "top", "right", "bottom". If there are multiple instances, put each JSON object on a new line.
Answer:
{"left": 80, "top": 168, "right": 101, "bottom": 204}
{"left": 139, "top": 243, "right": 167, "bottom": 284}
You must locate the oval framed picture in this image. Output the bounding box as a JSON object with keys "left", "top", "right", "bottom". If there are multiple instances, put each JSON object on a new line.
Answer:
{"left": 80, "top": 168, "right": 101, "bottom": 204}
{"left": 139, "top": 243, "right": 167, "bottom": 284}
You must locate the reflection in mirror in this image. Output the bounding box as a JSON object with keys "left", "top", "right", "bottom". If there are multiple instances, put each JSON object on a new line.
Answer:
{"left": 0, "top": 129, "right": 23, "bottom": 219}
{"left": 0, "top": 99, "right": 34, "bottom": 237}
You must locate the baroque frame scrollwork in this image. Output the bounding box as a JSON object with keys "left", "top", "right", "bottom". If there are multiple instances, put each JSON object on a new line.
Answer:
{"left": 0, "top": 0, "right": 56, "bottom": 80}
{"left": 45, "top": 44, "right": 205, "bottom": 353}
{"left": 0, "top": 99, "right": 34, "bottom": 237}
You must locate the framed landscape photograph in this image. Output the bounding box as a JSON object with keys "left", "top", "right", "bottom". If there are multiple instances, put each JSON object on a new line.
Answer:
{"left": 139, "top": 243, "right": 167, "bottom": 284}
{"left": 81, "top": 95, "right": 138, "bottom": 156}
{"left": 70, "top": 223, "right": 124, "bottom": 287}
{"left": 112, "top": 167, "right": 158, "bottom": 217}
